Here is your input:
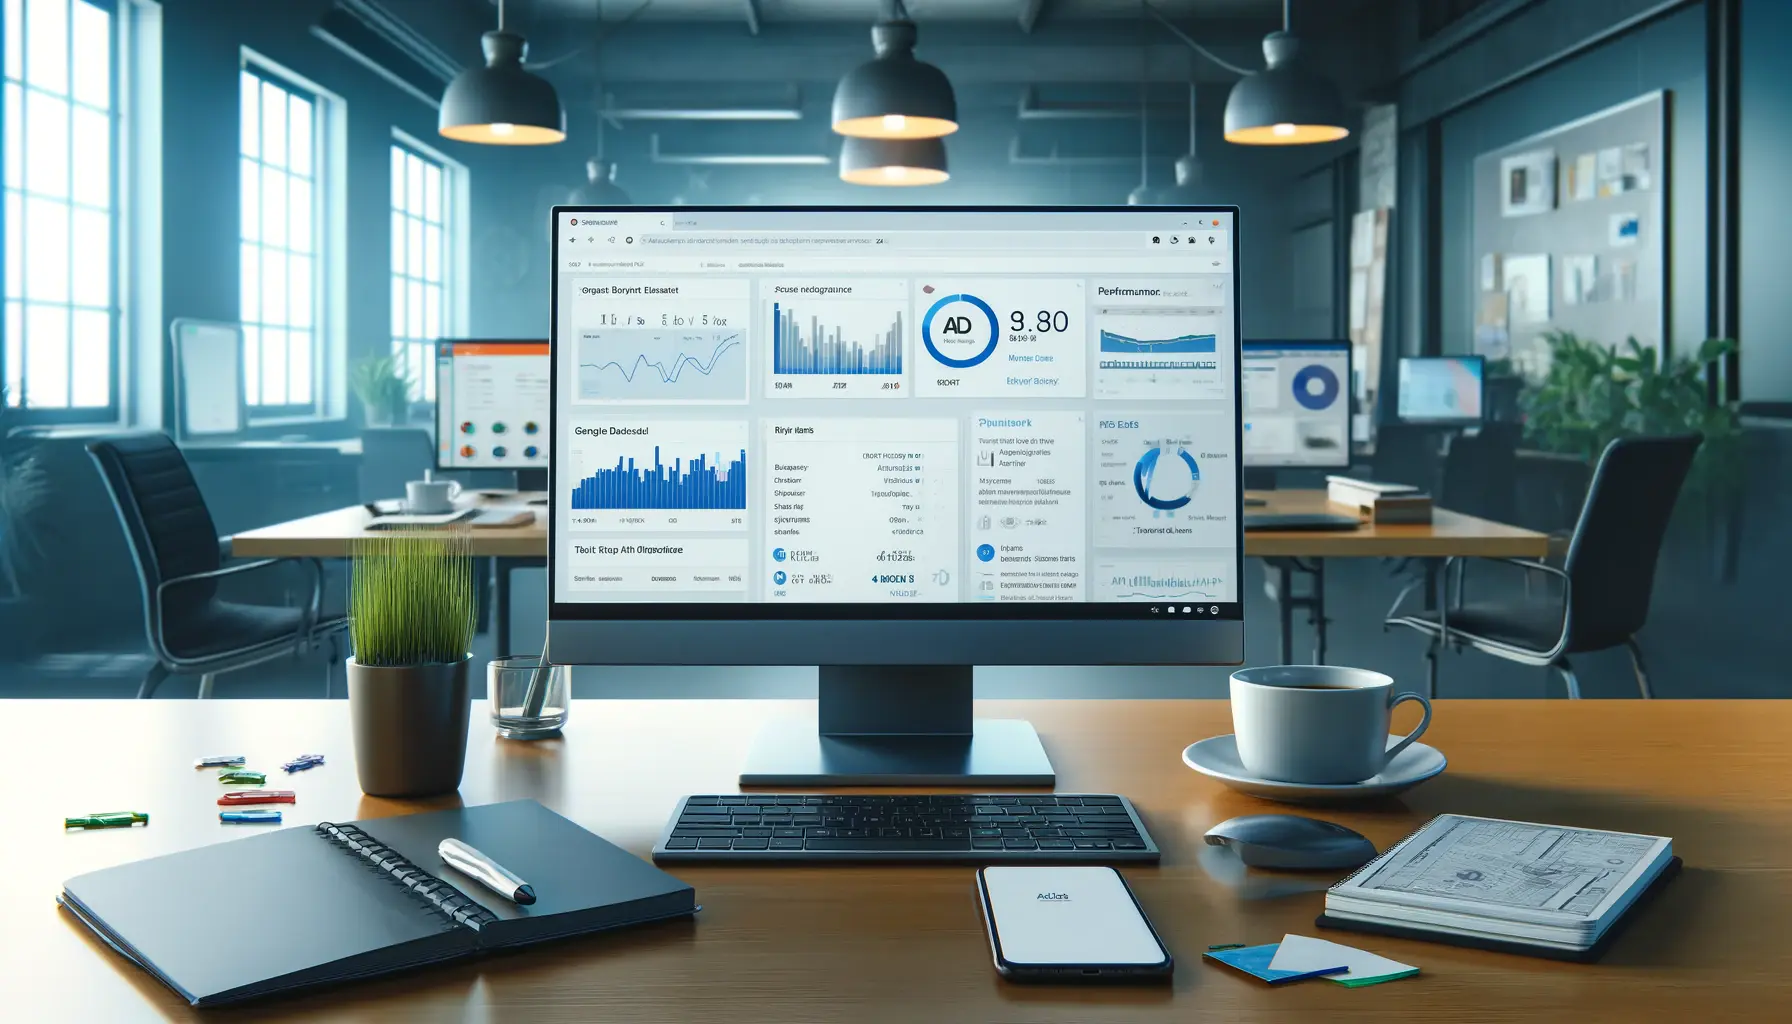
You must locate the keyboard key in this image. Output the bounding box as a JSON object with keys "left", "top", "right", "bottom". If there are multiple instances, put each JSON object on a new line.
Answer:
{"left": 666, "top": 838, "right": 698, "bottom": 850}
{"left": 805, "top": 828, "right": 834, "bottom": 838}
{"left": 718, "top": 796, "right": 747, "bottom": 805}
{"left": 773, "top": 828, "right": 805, "bottom": 838}
{"left": 1114, "top": 839, "right": 1147, "bottom": 850}
{"left": 972, "top": 838, "right": 1004, "bottom": 849}
{"left": 742, "top": 827, "right": 773, "bottom": 838}
{"left": 733, "top": 837, "right": 770, "bottom": 850}
{"left": 671, "top": 828, "right": 741, "bottom": 838}
{"left": 805, "top": 838, "right": 970, "bottom": 852}
{"left": 1074, "top": 839, "right": 1110, "bottom": 849}
{"left": 791, "top": 815, "right": 822, "bottom": 826}
{"left": 697, "top": 838, "right": 732, "bottom": 850}
{"left": 747, "top": 795, "right": 779, "bottom": 805}
{"left": 1082, "top": 796, "right": 1123, "bottom": 806}
{"left": 685, "top": 796, "right": 719, "bottom": 805}
{"left": 731, "top": 815, "right": 763, "bottom": 825}
{"left": 771, "top": 838, "right": 804, "bottom": 850}
{"left": 943, "top": 827, "right": 969, "bottom": 838}
{"left": 972, "top": 828, "right": 1002, "bottom": 837}
{"left": 1037, "top": 839, "right": 1075, "bottom": 850}
{"left": 1029, "top": 828, "right": 1063, "bottom": 838}
{"left": 838, "top": 828, "right": 870, "bottom": 838}
{"left": 1055, "top": 797, "right": 1083, "bottom": 805}
{"left": 1075, "top": 815, "right": 1135, "bottom": 826}
{"left": 760, "top": 806, "right": 792, "bottom": 816}
{"left": 1000, "top": 828, "right": 1029, "bottom": 838}
{"left": 679, "top": 815, "right": 733, "bottom": 826}
{"left": 1003, "top": 839, "right": 1038, "bottom": 850}
{"left": 993, "top": 797, "right": 1021, "bottom": 805}
{"left": 773, "top": 796, "right": 805, "bottom": 805}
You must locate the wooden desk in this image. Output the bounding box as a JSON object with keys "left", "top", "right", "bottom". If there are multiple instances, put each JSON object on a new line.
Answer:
{"left": 10, "top": 699, "right": 1787, "bottom": 1022}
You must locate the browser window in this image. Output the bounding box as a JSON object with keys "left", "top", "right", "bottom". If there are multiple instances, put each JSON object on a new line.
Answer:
{"left": 550, "top": 208, "right": 1242, "bottom": 618}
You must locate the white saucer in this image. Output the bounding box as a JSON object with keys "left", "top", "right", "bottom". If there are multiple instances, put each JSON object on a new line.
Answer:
{"left": 1182, "top": 734, "right": 1447, "bottom": 804}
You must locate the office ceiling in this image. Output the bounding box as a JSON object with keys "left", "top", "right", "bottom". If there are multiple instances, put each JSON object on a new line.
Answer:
{"left": 520, "top": 1, "right": 1285, "bottom": 23}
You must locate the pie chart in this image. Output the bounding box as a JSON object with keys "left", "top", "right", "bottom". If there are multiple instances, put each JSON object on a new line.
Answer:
{"left": 1133, "top": 446, "right": 1201, "bottom": 511}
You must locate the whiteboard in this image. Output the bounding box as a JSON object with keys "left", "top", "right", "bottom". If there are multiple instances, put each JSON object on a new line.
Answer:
{"left": 171, "top": 318, "right": 245, "bottom": 439}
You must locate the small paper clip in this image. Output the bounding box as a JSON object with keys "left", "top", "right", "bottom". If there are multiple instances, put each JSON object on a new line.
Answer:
{"left": 216, "top": 769, "right": 267, "bottom": 785}
{"left": 281, "top": 753, "right": 326, "bottom": 773}
{"left": 217, "top": 790, "right": 296, "bottom": 806}
{"left": 194, "top": 755, "right": 246, "bottom": 769}
{"left": 65, "top": 811, "right": 149, "bottom": 829}
{"left": 220, "top": 810, "right": 283, "bottom": 824}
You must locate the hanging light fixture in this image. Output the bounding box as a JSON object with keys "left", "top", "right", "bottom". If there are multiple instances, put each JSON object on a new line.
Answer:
{"left": 439, "top": 0, "right": 566, "bottom": 145}
{"left": 1223, "top": 0, "right": 1348, "bottom": 145}
{"left": 1174, "top": 82, "right": 1203, "bottom": 189}
{"left": 832, "top": 0, "right": 957, "bottom": 140}
{"left": 570, "top": 116, "right": 628, "bottom": 204}
{"left": 1126, "top": 5, "right": 1153, "bottom": 205}
{"left": 839, "top": 136, "right": 949, "bottom": 186}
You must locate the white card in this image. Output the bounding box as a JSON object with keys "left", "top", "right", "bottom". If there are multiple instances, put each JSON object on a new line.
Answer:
{"left": 1269, "top": 934, "right": 1418, "bottom": 984}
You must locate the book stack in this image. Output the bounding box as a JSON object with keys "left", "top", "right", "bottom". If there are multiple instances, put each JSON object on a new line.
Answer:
{"left": 1318, "top": 814, "right": 1678, "bottom": 961}
{"left": 1325, "top": 476, "right": 1433, "bottom": 524}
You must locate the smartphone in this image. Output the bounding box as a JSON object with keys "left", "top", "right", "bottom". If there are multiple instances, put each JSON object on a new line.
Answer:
{"left": 977, "top": 866, "right": 1173, "bottom": 983}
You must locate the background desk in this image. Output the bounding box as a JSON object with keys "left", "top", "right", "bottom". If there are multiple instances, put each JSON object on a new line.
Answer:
{"left": 10, "top": 698, "right": 1787, "bottom": 1022}
{"left": 231, "top": 491, "right": 1548, "bottom": 665}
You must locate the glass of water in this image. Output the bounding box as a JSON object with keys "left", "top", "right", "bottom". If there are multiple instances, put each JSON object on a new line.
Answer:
{"left": 489, "top": 656, "right": 569, "bottom": 739}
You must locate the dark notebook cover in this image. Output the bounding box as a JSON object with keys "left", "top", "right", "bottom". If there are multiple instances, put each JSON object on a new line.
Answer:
{"left": 59, "top": 799, "right": 696, "bottom": 1007}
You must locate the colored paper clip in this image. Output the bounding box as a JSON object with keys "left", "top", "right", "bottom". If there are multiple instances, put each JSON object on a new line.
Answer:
{"left": 217, "top": 790, "right": 296, "bottom": 806}
{"left": 282, "top": 754, "right": 326, "bottom": 773}
{"left": 66, "top": 811, "right": 149, "bottom": 830}
{"left": 216, "top": 769, "right": 267, "bottom": 785}
{"left": 220, "top": 810, "right": 283, "bottom": 824}
{"left": 194, "top": 755, "right": 246, "bottom": 769}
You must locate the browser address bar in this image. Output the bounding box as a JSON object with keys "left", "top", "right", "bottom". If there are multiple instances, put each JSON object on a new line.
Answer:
{"left": 638, "top": 233, "right": 886, "bottom": 248}
{"left": 634, "top": 231, "right": 1162, "bottom": 250}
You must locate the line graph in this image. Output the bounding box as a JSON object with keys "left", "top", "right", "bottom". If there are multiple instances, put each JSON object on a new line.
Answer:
{"left": 577, "top": 328, "right": 746, "bottom": 403}
{"left": 1098, "top": 330, "right": 1217, "bottom": 354}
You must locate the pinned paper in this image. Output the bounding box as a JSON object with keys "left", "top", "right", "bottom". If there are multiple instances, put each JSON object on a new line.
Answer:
{"left": 1269, "top": 935, "right": 1420, "bottom": 987}
{"left": 1203, "top": 943, "right": 1347, "bottom": 985}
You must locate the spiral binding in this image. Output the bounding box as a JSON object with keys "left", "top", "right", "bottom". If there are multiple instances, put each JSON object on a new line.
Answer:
{"left": 315, "top": 821, "right": 501, "bottom": 931}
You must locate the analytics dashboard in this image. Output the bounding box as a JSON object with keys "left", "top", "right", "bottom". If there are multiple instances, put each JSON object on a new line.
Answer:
{"left": 550, "top": 208, "right": 1243, "bottom": 618}
{"left": 436, "top": 341, "right": 550, "bottom": 469}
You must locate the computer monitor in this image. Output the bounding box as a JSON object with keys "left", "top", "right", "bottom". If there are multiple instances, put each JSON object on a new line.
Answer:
{"left": 1241, "top": 340, "right": 1351, "bottom": 480}
{"left": 435, "top": 340, "right": 551, "bottom": 490}
{"left": 1397, "top": 355, "right": 1486, "bottom": 425}
{"left": 548, "top": 206, "right": 1245, "bottom": 785}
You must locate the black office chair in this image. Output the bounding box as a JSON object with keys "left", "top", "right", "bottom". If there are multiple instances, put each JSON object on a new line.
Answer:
{"left": 1385, "top": 434, "right": 1702, "bottom": 699}
{"left": 87, "top": 433, "right": 348, "bottom": 699}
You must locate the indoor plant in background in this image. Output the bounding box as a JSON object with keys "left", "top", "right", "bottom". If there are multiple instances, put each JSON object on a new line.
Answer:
{"left": 347, "top": 532, "right": 479, "bottom": 797}
{"left": 349, "top": 353, "right": 415, "bottom": 428}
{"left": 0, "top": 394, "right": 48, "bottom": 656}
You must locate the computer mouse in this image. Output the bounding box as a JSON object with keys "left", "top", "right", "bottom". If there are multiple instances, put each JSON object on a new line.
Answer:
{"left": 1203, "top": 815, "right": 1377, "bottom": 871}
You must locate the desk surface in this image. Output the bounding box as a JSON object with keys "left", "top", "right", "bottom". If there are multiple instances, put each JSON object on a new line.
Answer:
{"left": 231, "top": 490, "right": 1548, "bottom": 560}
{"left": 9, "top": 698, "right": 1788, "bottom": 1022}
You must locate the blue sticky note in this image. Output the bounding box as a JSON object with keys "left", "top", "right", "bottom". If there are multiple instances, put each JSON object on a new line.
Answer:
{"left": 1203, "top": 943, "right": 1349, "bottom": 985}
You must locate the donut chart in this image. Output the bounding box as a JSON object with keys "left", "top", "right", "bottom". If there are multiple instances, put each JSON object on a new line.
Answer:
{"left": 1132, "top": 446, "right": 1201, "bottom": 511}
{"left": 1291, "top": 364, "right": 1341, "bottom": 411}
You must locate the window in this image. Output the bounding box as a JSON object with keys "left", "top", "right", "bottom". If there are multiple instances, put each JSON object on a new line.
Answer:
{"left": 390, "top": 141, "right": 444, "bottom": 400}
{"left": 239, "top": 64, "right": 319, "bottom": 413}
{"left": 3, "top": 0, "right": 118, "bottom": 416}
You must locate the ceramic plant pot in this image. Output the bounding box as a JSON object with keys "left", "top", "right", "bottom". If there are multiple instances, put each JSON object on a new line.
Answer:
{"left": 347, "top": 656, "right": 472, "bottom": 797}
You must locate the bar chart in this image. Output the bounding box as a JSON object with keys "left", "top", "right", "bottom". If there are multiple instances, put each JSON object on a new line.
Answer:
{"left": 772, "top": 302, "right": 903, "bottom": 376}
{"left": 762, "top": 279, "right": 910, "bottom": 398}
{"left": 571, "top": 446, "right": 746, "bottom": 511}
{"left": 568, "top": 420, "right": 749, "bottom": 532}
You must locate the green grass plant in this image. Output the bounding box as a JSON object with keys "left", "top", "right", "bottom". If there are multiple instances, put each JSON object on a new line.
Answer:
{"left": 350, "top": 532, "right": 477, "bottom": 667}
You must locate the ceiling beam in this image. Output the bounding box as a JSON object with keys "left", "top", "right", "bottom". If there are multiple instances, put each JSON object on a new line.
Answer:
{"left": 742, "top": 0, "right": 760, "bottom": 37}
{"left": 1019, "top": 0, "right": 1047, "bottom": 35}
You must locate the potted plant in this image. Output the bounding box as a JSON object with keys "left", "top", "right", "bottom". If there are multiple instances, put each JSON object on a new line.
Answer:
{"left": 350, "top": 354, "right": 415, "bottom": 428}
{"left": 347, "top": 532, "right": 479, "bottom": 797}
{"left": 0, "top": 393, "right": 47, "bottom": 597}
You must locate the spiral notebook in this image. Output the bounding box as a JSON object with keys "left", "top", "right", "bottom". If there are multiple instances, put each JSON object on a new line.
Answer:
{"left": 57, "top": 800, "right": 697, "bottom": 1007}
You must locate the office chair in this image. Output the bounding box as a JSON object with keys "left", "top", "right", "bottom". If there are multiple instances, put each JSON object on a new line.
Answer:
{"left": 1385, "top": 434, "right": 1702, "bottom": 699}
{"left": 359, "top": 427, "right": 435, "bottom": 503}
{"left": 87, "top": 433, "right": 348, "bottom": 699}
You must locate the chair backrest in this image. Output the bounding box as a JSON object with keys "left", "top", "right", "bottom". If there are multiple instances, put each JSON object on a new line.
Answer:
{"left": 86, "top": 433, "right": 223, "bottom": 614}
{"left": 1440, "top": 422, "right": 1521, "bottom": 523}
{"left": 359, "top": 427, "right": 434, "bottom": 503}
{"left": 1562, "top": 434, "right": 1702, "bottom": 650}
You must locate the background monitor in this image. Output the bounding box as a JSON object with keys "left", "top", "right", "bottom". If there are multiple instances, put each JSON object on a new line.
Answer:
{"left": 1398, "top": 355, "right": 1486, "bottom": 424}
{"left": 1241, "top": 340, "right": 1351, "bottom": 469}
{"left": 546, "top": 205, "right": 1246, "bottom": 784}
{"left": 436, "top": 340, "right": 551, "bottom": 487}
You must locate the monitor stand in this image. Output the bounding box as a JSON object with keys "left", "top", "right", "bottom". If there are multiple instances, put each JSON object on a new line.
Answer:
{"left": 739, "top": 666, "right": 1056, "bottom": 787}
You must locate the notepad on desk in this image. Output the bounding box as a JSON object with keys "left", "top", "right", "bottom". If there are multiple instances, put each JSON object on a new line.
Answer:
{"left": 1317, "top": 814, "right": 1678, "bottom": 961}
{"left": 58, "top": 800, "right": 697, "bottom": 1007}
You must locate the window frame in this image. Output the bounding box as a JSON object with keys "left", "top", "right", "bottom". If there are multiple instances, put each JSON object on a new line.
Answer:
{"left": 389, "top": 135, "right": 449, "bottom": 403}
{"left": 1, "top": 0, "right": 123, "bottom": 424}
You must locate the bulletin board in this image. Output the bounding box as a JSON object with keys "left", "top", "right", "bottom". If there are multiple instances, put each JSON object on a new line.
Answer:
{"left": 1470, "top": 92, "right": 1667, "bottom": 375}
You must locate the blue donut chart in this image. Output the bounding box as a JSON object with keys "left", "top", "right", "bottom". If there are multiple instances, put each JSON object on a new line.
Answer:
{"left": 1132, "top": 446, "right": 1201, "bottom": 511}
{"left": 1291, "top": 364, "right": 1341, "bottom": 411}
{"left": 921, "top": 293, "right": 1001, "bottom": 369}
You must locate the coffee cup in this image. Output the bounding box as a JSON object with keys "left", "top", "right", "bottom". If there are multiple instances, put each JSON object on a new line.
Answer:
{"left": 1229, "top": 665, "right": 1432, "bottom": 785}
{"left": 404, "top": 478, "right": 461, "bottom": 514}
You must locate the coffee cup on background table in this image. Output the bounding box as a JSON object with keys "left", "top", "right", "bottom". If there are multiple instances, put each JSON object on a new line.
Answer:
{"left": 1229, "top": 665, "right": 1432, "bottom": 785}
{"left": 404, "top": 477, "right": 461, "bottom": 515}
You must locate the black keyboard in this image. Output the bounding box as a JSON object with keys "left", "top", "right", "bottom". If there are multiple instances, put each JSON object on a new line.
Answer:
{"left": 651, "top": 793, "right": 1159, "bottom": 863}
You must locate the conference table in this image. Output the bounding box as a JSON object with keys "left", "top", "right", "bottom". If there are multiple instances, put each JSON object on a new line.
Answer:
{"left": 230, "top": 490, "right": 1550, "bottom": 664}
{"left": 11, "top": 698, "right": 1788, "bottom": 1021}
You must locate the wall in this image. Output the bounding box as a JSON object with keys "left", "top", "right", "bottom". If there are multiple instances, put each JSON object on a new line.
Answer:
{"left": 1738, "top": 0, "right": 1792, "bottom": 406}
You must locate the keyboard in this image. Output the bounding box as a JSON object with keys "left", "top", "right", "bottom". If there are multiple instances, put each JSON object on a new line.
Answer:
{"left": 1244, "top": 512, "right": 1362, "bottom": 531}
{"left": 651, "top": 794, "right": 1160, "bottom": 863}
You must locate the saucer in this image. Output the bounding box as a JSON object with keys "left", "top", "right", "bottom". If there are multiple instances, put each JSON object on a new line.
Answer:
{"left": 1182, "top": 735, "right": 1447, "bottom": 804}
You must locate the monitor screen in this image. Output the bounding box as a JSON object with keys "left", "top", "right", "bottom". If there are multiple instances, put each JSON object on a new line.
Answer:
{"left": 1241, "top": 340, "right": 1350, "bottom": 468}
{"left": 547, "top": 206, "right": 1244, "bottom": 653}
{"left": 436, "top": 341, "right": 551, "bottom": 470}
{"left": 1397, "top": 356, "right": 1485, "bottom": 424}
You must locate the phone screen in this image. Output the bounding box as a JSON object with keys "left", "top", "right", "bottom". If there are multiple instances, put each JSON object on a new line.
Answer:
{"left": 982, "top": 866, "right": 1168, "bottom": 967}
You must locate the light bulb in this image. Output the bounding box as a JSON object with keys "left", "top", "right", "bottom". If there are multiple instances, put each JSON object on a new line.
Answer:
{"left": 490, "top": 122, "right": 516, "bottom": 137}
{"left": 882, "top": 165, "right": 908, "bottom": 180}
{"left": 1271, "top": 123, "right": 1297, "bottom": 137}
{"left": 882, "top": 114, "right": 908, "bottom": 133}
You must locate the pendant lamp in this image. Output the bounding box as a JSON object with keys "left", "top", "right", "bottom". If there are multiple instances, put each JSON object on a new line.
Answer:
{"left": 439, "top": 0, "right": 566, "bottom": 145}
{"left": 839, "top": 136, "right": 949, "bottom": 186}
{"left": 1223, "top": 0, "right": 1347, "bottom": 145}
{"left": 832, "top": 1, "right": 957, "bottom": 140}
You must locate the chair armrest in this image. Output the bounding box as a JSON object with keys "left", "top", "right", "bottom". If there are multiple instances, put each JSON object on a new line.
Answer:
{"left": 154, "top": 558, "right": 290, "bottom": 601}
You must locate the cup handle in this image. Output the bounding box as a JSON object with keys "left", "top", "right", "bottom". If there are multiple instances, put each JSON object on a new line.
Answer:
{"left": 1382, "top": 691, "right": 1433, "bottom": 766}
{"left": 447, "top": 480, "right": 463, "bottom": 501}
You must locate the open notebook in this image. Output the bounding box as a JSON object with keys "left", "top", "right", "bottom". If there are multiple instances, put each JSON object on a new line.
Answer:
{"left": 59, "top": 800, "right": 697, "bottom": 1007}
{"left": 1318, "top": 813, "right": 1677, "bottom": 961}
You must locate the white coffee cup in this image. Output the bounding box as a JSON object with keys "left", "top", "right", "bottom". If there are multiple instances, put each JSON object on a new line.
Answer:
{"left": 404, "top": 478, "right": 461, "bottom": 514}
{"left": 1229, "top": 665, "right": 1432, "bottom": 785}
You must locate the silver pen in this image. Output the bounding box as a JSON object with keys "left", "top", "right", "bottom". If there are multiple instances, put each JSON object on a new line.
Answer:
{"left": 439, "top": 838, "right": 537, "bottom": 905}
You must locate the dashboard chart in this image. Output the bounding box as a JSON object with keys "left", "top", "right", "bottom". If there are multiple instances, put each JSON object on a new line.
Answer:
{"left": 1095, "top": 414, "right": 1236, "bottom": 549}
{"left": 913, "top": 279, "right": 1086, "bottom": 398}
{"left": 568, "top": 420, "right": 748, "bottom": 532}
{"left": 1092, "top": 295, "right": 1229, "bottom": 400}
{"left": 577, "top": 328, "right": 746, "bottom": 404}
{"left": 765, "top": 279, "right": 910, "bottom": 398}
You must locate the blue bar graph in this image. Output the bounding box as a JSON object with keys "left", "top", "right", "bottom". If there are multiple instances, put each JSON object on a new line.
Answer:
{"left": 772, "top": 302, "right": 903, "bottom": 375}
{"left": 1098, "top": 330, "right": 1217, "bottom": 354}
{"left": 571, "top": 446, "right": 747, "bottom": 510}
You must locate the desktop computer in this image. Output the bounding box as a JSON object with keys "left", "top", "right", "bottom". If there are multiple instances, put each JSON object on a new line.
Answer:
{"left": 1397, "top": 355, "right": 1485, "bottom": 425}
{"left": 1240, "top": 339, "right": 1351, "bottom": 489}
{"left": 546, "top": 205, "right": 1244, "bottom": 788}
{"left": 435, "top": 340, "right": 551, "bottom": 490}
